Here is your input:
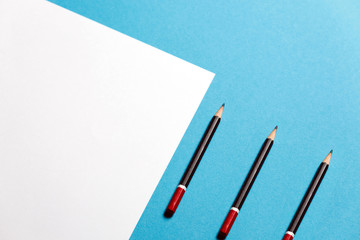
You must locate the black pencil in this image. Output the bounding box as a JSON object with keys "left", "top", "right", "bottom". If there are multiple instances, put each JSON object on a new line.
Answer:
{"left": 217, "top": 126, "right": 278, "bottom": 239}
{"left": 282, "top": 150, "right": 332, "bottom": 240}
{"left": 165, "top": 104, "right": 224, "bottom": 218}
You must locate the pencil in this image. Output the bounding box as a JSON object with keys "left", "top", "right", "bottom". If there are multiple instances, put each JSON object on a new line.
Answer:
{"left": 217, "top": 126, "right": 278, "bottom": 239}
{"left": 282, "top": 150, "right": 332, "bottom": 240}
{"left": 165, "top": 104, "right": 225, "bottom": 218}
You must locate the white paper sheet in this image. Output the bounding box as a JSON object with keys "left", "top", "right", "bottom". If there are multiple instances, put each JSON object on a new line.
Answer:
{"left": 0, "top": 1, "right": 214, "bottom": 239}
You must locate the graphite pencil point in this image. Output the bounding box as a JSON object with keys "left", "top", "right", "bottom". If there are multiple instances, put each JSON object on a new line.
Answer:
{"left": 267, "top": 126, "right": 278, "bottom": 141}
{"left": 322, "top": 151, "right": 332, "bottom": 165}
{"left": 215, "top": 104, "right": 225, "bottom": 118}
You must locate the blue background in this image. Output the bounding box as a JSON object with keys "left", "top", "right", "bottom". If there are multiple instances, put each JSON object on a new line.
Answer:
{"left": 49, "top": 1, "right": 360, "bottom": 239}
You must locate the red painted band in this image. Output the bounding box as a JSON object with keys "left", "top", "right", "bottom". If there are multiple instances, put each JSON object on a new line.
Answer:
{"left": 166, "top": 187, "right": 185, "bottom": 214}
{"left": 282, "top": 233, "right": 294, "bottom": 240}
{"left": 219, "top": 209, "right": 238, "bottom": 236}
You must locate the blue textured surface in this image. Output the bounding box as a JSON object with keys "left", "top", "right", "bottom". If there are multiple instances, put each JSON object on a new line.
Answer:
{"left": 49, "top": 1, "right": 360, "bottom": 239}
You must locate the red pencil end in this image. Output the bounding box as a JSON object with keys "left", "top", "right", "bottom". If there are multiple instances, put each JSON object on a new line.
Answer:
{"left": 165, "top": 186, "right": 186, "bottom": 218}
{"left": 217, "top": 231, "right": 227, "bottom": 240}
{"left": 282, "top": 232, "right": 294, "bottom": 240}
{"left": 218, "top": 208, "right": 239, "bottom": 239}
{"left": 164, "top": 209, "right": 174, "bottom": 218}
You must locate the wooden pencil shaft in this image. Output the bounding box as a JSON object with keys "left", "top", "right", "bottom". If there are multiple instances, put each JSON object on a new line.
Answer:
{"left": 232, "top": 138, "right": 274, "bottom": 209}
{"left": 179, "top": 116, "right": 221, "bottom": 187}
{"left": 287, "top": 162, "right": 328, "bottom": 234}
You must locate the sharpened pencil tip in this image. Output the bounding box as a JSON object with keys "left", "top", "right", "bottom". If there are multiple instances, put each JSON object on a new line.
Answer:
{"left": 215, "top": 104, "right": 225, "bottom": 118}
{"left": 267, "top": 126, "right": 278, "bottom": 141}
{"left": 275, "top": 125, "right": 278, "bottom": 130}
{"left": 323, "top": 150, "right": 332, "bottom": 165}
